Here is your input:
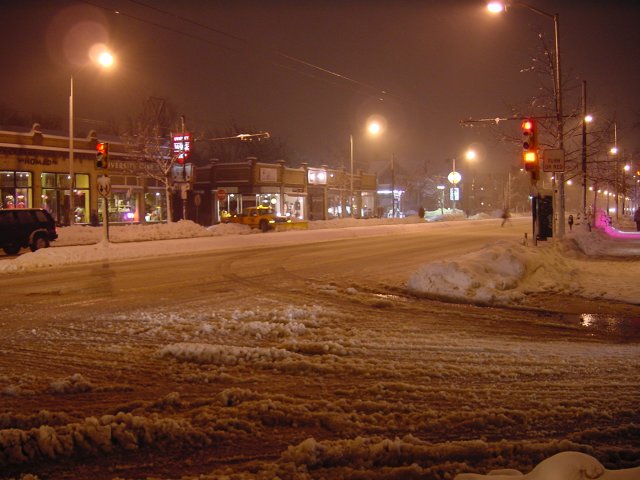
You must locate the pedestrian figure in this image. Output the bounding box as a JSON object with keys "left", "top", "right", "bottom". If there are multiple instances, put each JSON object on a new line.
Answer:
{"left": 501, "top": 208, "right": 511, "bottom": 227}
{"left": 568, "top": 214, "right": 574, "bottom": 231}
{"left": 634, "top": 208, "right": 640, "bottom": 232}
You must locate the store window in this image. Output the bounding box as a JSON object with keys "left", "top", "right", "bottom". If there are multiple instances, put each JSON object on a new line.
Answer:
{"left": 257, "top": 193, "right": 280, "bottom": 215}
{"left": 1, "top": 171, "right": 33, "bottom": 209}
{"left": 360, "top": 192, "right": 375, "bottom": 218}
{"left": 283, "top": 194, "right": 304, "bottom": 219}
{"left": 107, "top": 189, "right": 140, "bottom": 223}
{"left": 144, "top": 190, "right": 165, "bottom": 222}
{"left": 327, "top": 192, "right": 344, "bottom": 218}
{"left": 218, "top": 193, "right": 241, "bottom": 222}
{"left": 41, "top": 172, "right": 89, "bottom": 224}
{"left": 73, "top": 174, "right": 90, "bottom": 223}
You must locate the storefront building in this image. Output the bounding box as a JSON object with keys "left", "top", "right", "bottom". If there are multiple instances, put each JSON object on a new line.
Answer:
{"left": 191, "top": 158, "right": 378, "bottom": 223}
{"left": 0, "top": 125, "right": 378, "bottom": 226}
{"left": 0, "top": 124, "right": 168, "bottom": 225}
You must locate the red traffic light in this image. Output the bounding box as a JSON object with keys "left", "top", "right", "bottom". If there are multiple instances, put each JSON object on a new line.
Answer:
{"left": 521, "top": 119, "right": 536, "bottom": 151}
{"left": 96, "top": 142, "right": 109, "bottom": 169}
{"left": 521, "top": 120, "right": 534, "bottom": 131}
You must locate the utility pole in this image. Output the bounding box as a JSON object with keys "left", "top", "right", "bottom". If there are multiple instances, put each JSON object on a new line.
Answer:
{"left": 581, "top": 80, "right": 588, "bottom": 217}
{"left": 391, "top": 154, "right": 396, "bottom": 218}
{"left": 181, "top": 115, "right": 187, "bottom": 221}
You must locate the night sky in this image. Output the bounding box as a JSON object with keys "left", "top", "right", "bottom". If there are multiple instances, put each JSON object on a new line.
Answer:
{"left": 2, "top": 0, "right": 639, "bottom": 175}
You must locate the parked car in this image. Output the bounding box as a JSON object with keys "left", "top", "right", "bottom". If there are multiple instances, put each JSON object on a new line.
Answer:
{"left": 0, "top": 208, "right": 58, "bottom": 255}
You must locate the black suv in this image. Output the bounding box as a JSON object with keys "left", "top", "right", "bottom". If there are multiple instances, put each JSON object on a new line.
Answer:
{"left": 0, "top": 208, "right": 58, "bottom": 255}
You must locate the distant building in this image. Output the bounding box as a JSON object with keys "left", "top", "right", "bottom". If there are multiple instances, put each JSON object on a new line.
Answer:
{"left": 0, "top": 125, "right": 378, "bottom": 225}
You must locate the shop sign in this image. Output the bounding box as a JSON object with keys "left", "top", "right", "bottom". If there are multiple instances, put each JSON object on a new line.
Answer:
{"left": 259, "top": 167, "right": 278, "bottom": 183}
{"left": 173, "top": 133, "right": 192, "bottom": 163}
{"left": 18, "top": 157, "right": 58, "bottom": 166}
{"left": 109, "top": 160, "right": 141, "bottom": 172}
{"left": 308, "top": 168, "right": 327, "bottom": 185}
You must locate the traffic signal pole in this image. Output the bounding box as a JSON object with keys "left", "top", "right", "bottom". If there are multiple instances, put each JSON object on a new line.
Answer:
{"left": 95, "top": 142, "right": 110, "bottom": 243}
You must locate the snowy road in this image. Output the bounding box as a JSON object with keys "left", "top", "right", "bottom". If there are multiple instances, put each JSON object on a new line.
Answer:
{"left": 1, "top": 218, "right": 638, "bottom": 479}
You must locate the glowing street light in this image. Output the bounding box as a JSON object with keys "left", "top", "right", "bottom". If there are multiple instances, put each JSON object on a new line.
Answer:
{"left": 97, "top": 51, "right": 114, "bottom": 68}
{"left": 69, "top": 45, "right": 115, "bottom": 225}
{"left": 350, "top": 118, "right": 384, "bottom": 217}
{"left": 367, "top": 121, "right": 382, "bottom": 136}
{"left": 488, "top": 1, "right": 565, "bottom": 236}
{"left": 465, "top": 149, "right": 477, "bottom": 161}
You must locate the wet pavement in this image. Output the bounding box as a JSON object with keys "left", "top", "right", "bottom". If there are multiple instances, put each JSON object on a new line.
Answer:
{"left": 573, "top": 312, "right": 640, "bottom": 341}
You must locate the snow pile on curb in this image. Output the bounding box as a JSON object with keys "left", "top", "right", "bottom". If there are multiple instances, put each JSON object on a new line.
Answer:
{"left": 407, "top": 240, "right": 575, "bottom": 304}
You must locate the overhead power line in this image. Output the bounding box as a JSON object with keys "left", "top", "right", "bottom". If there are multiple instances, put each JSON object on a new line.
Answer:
{"left": 83, "top": 0, "right": 395, "bottom": 101}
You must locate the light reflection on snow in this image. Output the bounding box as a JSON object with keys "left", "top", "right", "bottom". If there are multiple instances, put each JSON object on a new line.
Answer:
{"left": 578, "top": 313, "right": 640, "bottom": 337}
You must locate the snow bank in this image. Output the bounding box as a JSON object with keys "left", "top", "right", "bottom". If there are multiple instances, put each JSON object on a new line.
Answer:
{"left": 408, "top": 233, "right": 640, "bottom": 306}
{"left": 455, "top": 451, "right": 640, "bottom": 480}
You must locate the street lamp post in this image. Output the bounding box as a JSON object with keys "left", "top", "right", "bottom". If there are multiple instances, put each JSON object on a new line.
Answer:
{"left": 580, "top": 81, "right": 592, "bottom": 218}
{"left": 465, "top": 148, "right": 478, "bottom": 214}
{"left": 68, "top": 49, "right": 114, "bottom": 227}
{"left": 350, "top": 134, "right": 354, "bottom": 217}
{"left": 68, "top": 75, "right": 74, "bottom": 226}
{"left": 350, "top": 119, "right": 384, "bottom": 218}
{"left": 488, "top": 2, "right": 565, "bottom": 237}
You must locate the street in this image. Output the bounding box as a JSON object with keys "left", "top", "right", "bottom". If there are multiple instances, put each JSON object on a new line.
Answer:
{"left": 1, "top": 218, "right": 638, "bottom": 479}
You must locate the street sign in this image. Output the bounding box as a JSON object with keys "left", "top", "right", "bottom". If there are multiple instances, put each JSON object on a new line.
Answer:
{"left": 448, "top": 171, "right": 462, "bottom": 185}
{"left": 542, "top": 149, "right": 565, "bottom": 172}
{"left": 97, "top": 175, "right": 111, "bottom": 197}
{"left": 450, "top": 187, "right": 459, "bottom": 201}
{"left": 173, "top": 133, "right": 192, "bottom": 164}
{"left": 216, "top": 188, "right": 227, "bottom": 201}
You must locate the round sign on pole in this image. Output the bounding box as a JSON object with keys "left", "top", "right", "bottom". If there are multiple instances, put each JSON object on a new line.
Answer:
{"left": 97, "top": 175, "right": 111, "bottom": 197}
{"left": 216, "top": 188, "right": 226, "bottom": 201}
{"left": 447, "top": 171, "right": 462, "bottom": 185}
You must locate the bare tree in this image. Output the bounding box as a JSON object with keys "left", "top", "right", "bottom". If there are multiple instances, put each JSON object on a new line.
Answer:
{"left": 122, "top": 97, "right": 181, "bottom": 222}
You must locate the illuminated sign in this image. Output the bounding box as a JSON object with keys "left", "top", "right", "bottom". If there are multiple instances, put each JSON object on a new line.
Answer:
{"left": 447, "top": 171, "right": 462, "bottom": 185}
{"left": 308, "top": 168, "right": 327, "bottom": 185}
{"left": 173, "top": 133, "right": 192, "bottom": 164}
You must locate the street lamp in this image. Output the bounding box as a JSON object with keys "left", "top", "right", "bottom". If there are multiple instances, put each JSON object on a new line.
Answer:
{"left": 350, "top": 119, "right": 384, "bottom": 218}
{"left": 580, "top": 80, "right": 593, "bottom": 218}
{"left": 68, "top": 47, "right": 114, "bottom": 226}
{"left": 488, "top": 1, "right": 565, "bottom": 237}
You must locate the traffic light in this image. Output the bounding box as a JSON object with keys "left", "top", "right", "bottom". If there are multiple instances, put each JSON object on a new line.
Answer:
{"left": 96, "top": 142, "right": 109, "bottom": 169}
{"left": 521, "top": 119, "right": 538, "bottom": 172}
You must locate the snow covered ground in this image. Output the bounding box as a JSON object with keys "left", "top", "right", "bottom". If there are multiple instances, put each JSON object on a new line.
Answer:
{"left": 2, "top": 210, "right": 639, "bottom": 307}
{"left": 1, "top": 211, "right": 638, "bottom": 479}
